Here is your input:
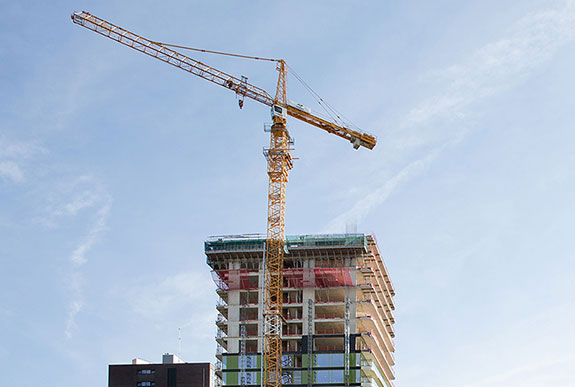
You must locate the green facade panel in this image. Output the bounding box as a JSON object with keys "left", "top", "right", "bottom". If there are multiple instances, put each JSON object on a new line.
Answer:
{"left": 222, "top": 353, "right": 363, "bottom": 385}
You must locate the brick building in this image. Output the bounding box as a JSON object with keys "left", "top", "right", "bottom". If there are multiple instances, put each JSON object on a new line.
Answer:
{"left": 109, "top": 354, "right": 215, "bottom": 387}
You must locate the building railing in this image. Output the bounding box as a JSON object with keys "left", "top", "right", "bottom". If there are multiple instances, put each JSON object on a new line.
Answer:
{"left": 315, "top": 329, "right": 345, "bottom": 335}
{"left": 314, "top": 345, "right": 345, "bottom": 351}
{"left": 315, "top": 313, "right": 345, "bottom": 319}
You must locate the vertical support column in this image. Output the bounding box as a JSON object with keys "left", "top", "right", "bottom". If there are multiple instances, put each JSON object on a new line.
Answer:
{"left": 344, "top": 297, "right": 351, "bottom": 386}
{"left": 260, "top": 246, "right": 266, "bottom": 387}
{"left": 240, "top": 323, "right": 247, "bottom": 387}
{"left": 307, "top": 298, "right": 314, "bottom": 387}
{"left": 228, "top": 282, "right": 240, "bottom": 353}
{"left": 246, "top": 353, "right": 253, "bottom": 385}
{"left": 259, "top": 244, "right": 266, "bottom": 357}
{"left": 263, "top": 112, "right": 292, "bottom": 387}
{"left": 215, "top": 337, "right": 223, "bottom": 387}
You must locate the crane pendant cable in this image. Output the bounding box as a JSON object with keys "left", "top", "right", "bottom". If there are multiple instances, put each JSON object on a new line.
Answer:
{"left": 151, "top": 41, "right": 279, "bottom": 62}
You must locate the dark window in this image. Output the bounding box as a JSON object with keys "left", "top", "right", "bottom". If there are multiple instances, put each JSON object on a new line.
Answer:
{"left": 168, "top": 368, "right": 177, "bottom": 387}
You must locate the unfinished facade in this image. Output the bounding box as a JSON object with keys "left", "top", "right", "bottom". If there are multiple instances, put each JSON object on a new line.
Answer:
{"left": 205, "top": 234, "right": 395, "bottom": 387}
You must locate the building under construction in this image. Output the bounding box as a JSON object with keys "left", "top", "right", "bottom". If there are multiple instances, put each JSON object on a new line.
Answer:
{"left": 205, "top": 233, "right": 395, "bottom": 387}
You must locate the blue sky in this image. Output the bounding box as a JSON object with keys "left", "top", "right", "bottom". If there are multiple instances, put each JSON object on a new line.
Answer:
{"left": 1, "top": 1, "right": 574, "bottom": 386}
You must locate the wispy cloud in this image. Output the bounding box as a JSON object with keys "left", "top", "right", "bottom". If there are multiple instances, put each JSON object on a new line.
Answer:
{"left": 0, "top": 137, "right": 44, "bottom": 159}
{"left": 37, "top": 175, "right": 110, "bottom": 227}
{"left": 69, "top": 198, "right": 111, "bottom": 267}
{"left": 51, "top": 190, "right": 103, "bottom": 218}
{"left": 0, "top": 137, "right": 45, "bottom": 183}
{"left": 65, "top": 297, "right": 84, "bottom": 340}
{"left": 327, "top": 1, "right": 575, "bottom": 229}
{"left": 123, "top": 270, "right": 218, "bottom": 349}
{"left": 0, "top": 161, "right": 24, "bottom": 182}
{"left": 405, "top": 0, "right": 575, "bottom": 129}
{"left": 128, "top": 271, "right": 215, "bottom": 319}
{"left": 56, "top": 177, "right": 113, "bottom": 339}
{"left": 462, "top": 354, "right": 575, "bottom": 387}
{"left": 0, "top": 135, "right": 112, "bottom": 338}
{"left": 325, "top": 150, "right": 440, "bottom": 232}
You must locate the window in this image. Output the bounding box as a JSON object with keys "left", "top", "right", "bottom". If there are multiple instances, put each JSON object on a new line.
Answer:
{"left": 137, "top": 369, "right": 155, "bottom": 375}
{"left": 244, "top": 355, "right": 258, "bottom": 368}
{"left": 314, "top": 353, "right": 344, "bottom": 367}
{"left": 282, "top": 371, "right": 302, "bottom": 384}
{"left": 137, "top": 382, "right": 155, "bottom": 386}
{"left": 241, "top": 371, "right": 259, "bottom": 385}
{"left": 314, "top": 370, "right": 344, "bottom": 384}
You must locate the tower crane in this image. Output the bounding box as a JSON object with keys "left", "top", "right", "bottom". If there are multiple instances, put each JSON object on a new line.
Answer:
{"left": 71, "top": 11, "right": 376, "bottom": 387}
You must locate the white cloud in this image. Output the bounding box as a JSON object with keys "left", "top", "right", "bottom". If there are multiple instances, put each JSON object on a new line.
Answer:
{"left": 0, "top": 161, "right": 24, "bottom": 182}
{"left": 37, "top": 175, "right": 111, "bottom": 227}
{"left": 110, "top": 271, "right": 219, "bottom": 360}
{"left": 0, "top": 137, "right": 44, "bottom": 159}
{"left": 462, "top": 354, "right": 575, "bottom": 387}
{"left": 65, "top": 299, "right": 84, "bottom": 340}
{"left": 56, "top": 179, "right": 113, "bottom": 338}
{"left": 0, "top": 135, "right": 111, "bottom": 338}
{"left": 328, "top": 1, "right": 575, "bottom": 228}
{"left": 54, "top": 190, "right": 102, "bottom": 217}
{"left": 125, "top": 271, "right": 218, "bottom": 345}
{"left": 128, "top": 271, "right": 216, "bottom": 319}
{"left": 64, "top": 270, "right": 85, "bottom": 339}
{"left": 70, "top": 198, "right": 111, "bottom": 266}
{"left": 405, "top": 1, "right": 575, "bottom": 129}
{"left": 0, "top": 137, "right": 45, "bottom": 183}
{"left": 65, "top": 196, "right": 112, "bottom": 338}
{"left": 324, "top": 150, "right": 439, "bottom": 233}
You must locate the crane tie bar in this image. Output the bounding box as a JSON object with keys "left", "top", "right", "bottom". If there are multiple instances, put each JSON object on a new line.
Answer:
{"left": 150, "top": 41, "right": 279, "bottom": 62}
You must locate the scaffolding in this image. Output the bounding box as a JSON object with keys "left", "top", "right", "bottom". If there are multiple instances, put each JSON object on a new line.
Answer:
{"left": 207, "top": 233, "right": 396, "bottom": 387}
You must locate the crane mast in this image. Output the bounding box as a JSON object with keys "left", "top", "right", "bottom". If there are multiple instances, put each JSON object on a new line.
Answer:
{"left": 71, "top": 11, "right": 376, "bottom": 387}
{"left": 263, "top": 60, "right": 290, "bottom": 387}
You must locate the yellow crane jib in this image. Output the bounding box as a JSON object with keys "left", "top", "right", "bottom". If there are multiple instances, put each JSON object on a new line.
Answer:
{"left": 70, "top": 11, "right": 376, "bottom": 151}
